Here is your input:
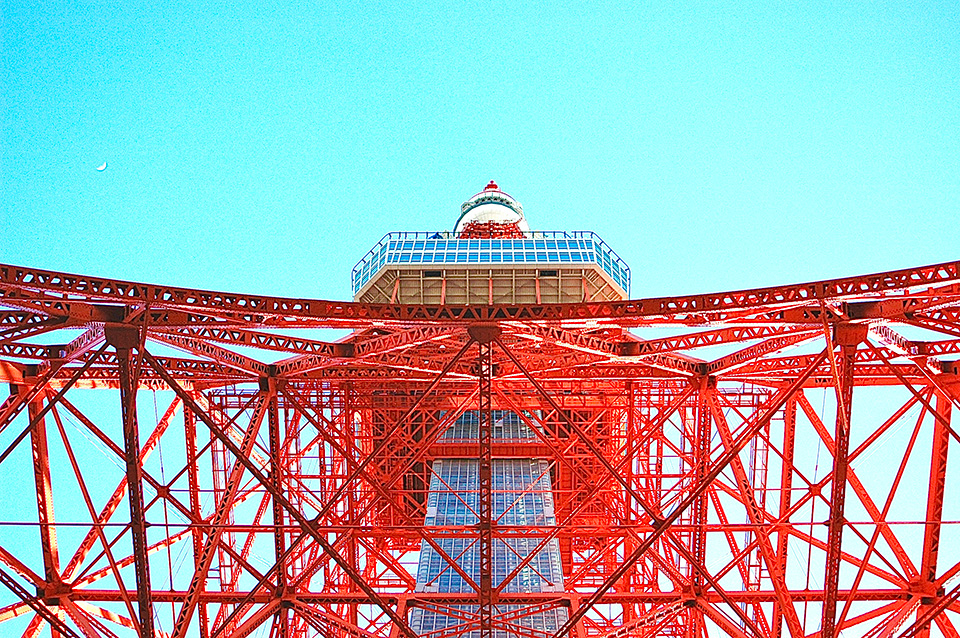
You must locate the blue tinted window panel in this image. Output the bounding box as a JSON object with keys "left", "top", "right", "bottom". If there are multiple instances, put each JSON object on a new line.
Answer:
{"left": 353, "top": 231, "right": 630, "bottom": 295}
{"left": 410, "top": 411, "right": 568, "bottom": 636}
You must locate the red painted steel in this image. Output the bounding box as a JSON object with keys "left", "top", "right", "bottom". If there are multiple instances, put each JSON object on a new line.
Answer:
{"left": 0, "top": 259, "right": 959, "bottom": 637}
{"left": 457, "top": 221, "right": 526, "bottom": 239}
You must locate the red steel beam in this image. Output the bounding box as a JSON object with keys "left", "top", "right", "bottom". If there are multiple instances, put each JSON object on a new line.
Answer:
{"left": 267, "top": 378, "right": 289, "bottom": 635}
{"left": 112, "top": 329, "right": 155, "bottom": 638}
{"left": 773, "top": 398, "right": 797, "bottom": 638}
{"left": 28, "top": 398, "right": 61, "bottom": 596}
{"left": 820, "top": 325, "right": 863, "bottom": 638}
{"left": 55, "top": 588, "right": 922, "bottom": 604}
{"left": 4, "top": 258, "right": 960, "bottom": 326}
{"left": 468, "top": 325, "right": 498, "bottom": 638}
{"left": 915, "top": 391, "right": 953, "bottom": 637}
{"left": 686, "top": 377, "right": 712, "bottom": 638}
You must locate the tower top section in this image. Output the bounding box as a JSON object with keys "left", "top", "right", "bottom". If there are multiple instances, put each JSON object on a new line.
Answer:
{"left": 455, "top": 180, "right": 529, "bottom": 237}
{"left": 352, "top": 182, "right": 631, "bottom": 302}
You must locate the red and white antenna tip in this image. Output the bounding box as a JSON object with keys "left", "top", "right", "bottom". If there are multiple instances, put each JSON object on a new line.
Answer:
{"left": 484, "top": 180, "right": 499, "bottom": 191}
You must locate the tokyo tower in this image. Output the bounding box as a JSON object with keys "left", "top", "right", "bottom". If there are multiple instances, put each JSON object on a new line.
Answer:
{"left": 0, "top": 182, "right": 958, "bottom": 638}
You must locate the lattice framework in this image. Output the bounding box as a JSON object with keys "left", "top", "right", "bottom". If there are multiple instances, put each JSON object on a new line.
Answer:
{"left": 0, "top": 260, "right": 959, "bottom": 637}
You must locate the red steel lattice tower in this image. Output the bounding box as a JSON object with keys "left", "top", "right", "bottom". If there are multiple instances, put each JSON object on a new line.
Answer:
{"left": 0, "top": 183, "right": 959, "bottom": 637}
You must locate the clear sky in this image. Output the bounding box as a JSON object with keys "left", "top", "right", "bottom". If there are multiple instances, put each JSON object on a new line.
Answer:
{"left": 2, "top": 2, "right": 959, "bottom": 301}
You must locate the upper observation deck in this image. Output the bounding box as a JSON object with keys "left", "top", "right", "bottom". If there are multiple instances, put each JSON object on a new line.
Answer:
{"left": 352, "top": 183, "right": 631, "bottom": 304}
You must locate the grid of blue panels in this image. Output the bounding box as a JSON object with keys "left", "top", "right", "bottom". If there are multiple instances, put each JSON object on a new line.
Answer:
{"left": 352, "top": 231, "right": 631, "bottom": 296}
{"left": 409, "top": 412, "right": 568, "bottom": 637}
{"left": 441, "top": 411, "right": 539, "bottom": 443}
{"left": 414, "top": 458, "right": 563, "bottom": 591}
{"left": 410, "top": 603, "right": 568, "bottom": 638}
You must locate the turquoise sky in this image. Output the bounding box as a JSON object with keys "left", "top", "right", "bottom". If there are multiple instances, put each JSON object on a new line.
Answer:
{"left": 3, "top": 2, "right": 959, "bottom": 301}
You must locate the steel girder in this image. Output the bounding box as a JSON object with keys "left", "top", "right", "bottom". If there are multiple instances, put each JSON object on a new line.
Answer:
{"left": 0, "top": 262, "right": 959, "bottom": 637}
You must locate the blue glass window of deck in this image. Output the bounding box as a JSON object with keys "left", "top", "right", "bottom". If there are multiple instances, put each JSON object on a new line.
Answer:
{"left": 353, "top": 231, "right": 629, "bottom": 295}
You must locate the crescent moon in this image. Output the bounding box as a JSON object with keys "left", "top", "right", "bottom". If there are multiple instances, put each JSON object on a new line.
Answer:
{"left": 96, "top": 162, "right": 107, "bottom": 171}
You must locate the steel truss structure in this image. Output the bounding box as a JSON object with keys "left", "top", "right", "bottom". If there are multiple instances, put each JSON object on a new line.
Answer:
{"left": 0, "top": 259, "right": 959, "bottom": 638}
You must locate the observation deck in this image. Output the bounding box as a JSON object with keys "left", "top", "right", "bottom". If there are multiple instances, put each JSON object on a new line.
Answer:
{"left": 352, "top": 184, "right": 631, "bottom": 303}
